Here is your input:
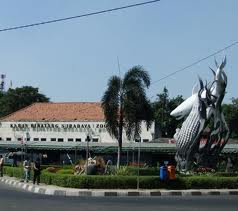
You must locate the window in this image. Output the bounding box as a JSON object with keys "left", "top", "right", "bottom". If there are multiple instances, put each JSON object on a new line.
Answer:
{"left": 17, "top": 138, "right": 22, "bottom": 142}
{"left": 0, "top": 137, "right": 2, "bottom": 141}
{"left": 92, "top": 138, "right": 99, "bottom": 142}
{"left": 75, "top": 138, "right": 81, "bottom": 142}
{"left": 33, "top": 138, "right": 39, "bottom": 141}
{"left": 68, "top": 138, "right": 73, "bottom": 142}
{"left": 58, "top": 138, "right": 64, "bottom": 142}
{"left": 143, "top": 139, "right": 149, "bottom": 143}
{"left": 51, "top": 138, "right": 56, "bottom": 142}
{"left": 41, "top": 138, "right": 46, "bottom": 141}
{"left": 6, "top": 138, "right": 11, "bottom": 141}
{"left": 26, "top": 138, "right": 30, "bottom": 141}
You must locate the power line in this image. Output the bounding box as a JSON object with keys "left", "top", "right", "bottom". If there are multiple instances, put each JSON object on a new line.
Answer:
{"left": 151, "top": 40, "right": 238, "bottom": 85}
{"left": 0, "top": 0, "right": 160, "bottom": 33}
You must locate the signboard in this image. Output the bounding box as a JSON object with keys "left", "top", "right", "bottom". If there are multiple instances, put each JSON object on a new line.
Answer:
{"left": 9, "top": 123, "right": 107, "bottom": 133}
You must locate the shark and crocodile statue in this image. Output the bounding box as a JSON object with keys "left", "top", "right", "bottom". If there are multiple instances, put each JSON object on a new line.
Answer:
{"left": 170, "top": 58, "right": 229, "bottom": 172}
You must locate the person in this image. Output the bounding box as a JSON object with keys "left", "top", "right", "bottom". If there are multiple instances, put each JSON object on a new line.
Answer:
{"left": 12, "top": 153, "right": 18, "bottom": 167}
{"left": 33, "top": 158, "right": 41, "bottom": 185}
{"left": 0, "top": 155, "right": 4, "bottom": 177}
{"left": 23, "top": 157, "right": 31, "bottom": 182}
{"left": 226, "top": 157, "right": 234, "bottom": 173}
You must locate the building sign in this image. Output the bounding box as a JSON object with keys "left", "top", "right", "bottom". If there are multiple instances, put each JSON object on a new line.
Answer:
{"left": 10, "top": 123, "right": 107, "bottom": 133}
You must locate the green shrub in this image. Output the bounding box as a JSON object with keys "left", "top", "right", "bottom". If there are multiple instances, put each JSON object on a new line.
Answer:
{"left": 139, "top": 176, "right": 161, "bottom": 189}
{"left": 40, "top": 173, "right": 138, "bottom": 189}
{"left": 85, "top": 175, "right": 137, "bottom": 189}
{"left": 57, "top": 169, "right": 74, "bottom": 175}
{"left": 3, "top": 166, "right": 238, "bottom": 189}
{"left": 3, "top": 166, "right": 24, "bottom": 179}
{"left": 127, "top": 166, "right": 159, "bottom": 176}
{"left": 214, "top": 172, "right": 238, "bottom": 177}
{"left": 40, "top": 171, "right": 52, "bottom": 184}
{"left": 184, "top": 176, "right": 238, "bottom": 189}
{"left": 61, "top": 165, "right": 75, "bottom": 169}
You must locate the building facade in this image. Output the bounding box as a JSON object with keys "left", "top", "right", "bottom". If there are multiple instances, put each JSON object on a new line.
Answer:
{"left": 0, "top": 102, "right": 154, "bottom": 144}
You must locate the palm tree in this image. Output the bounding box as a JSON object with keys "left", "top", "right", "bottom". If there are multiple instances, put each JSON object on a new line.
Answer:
{"left": 101, "top": 65, "right": 153, "bottom": 168}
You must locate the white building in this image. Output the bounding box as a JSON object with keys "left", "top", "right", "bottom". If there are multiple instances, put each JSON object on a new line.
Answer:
{"left": 0, "top": 102, "right": 154, "bottom": 144}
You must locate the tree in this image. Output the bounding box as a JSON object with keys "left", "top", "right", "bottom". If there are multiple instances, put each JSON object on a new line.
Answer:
{"left": 0, "top": 86, "right": 50, "bottom": 117}
{"left": 222, "top": 98, "right": 238, "bottom": 139}
{"left": 153, "top": 87, "right": 184, "bottom": 138}
{"left": 101, "top": 66, "right": 153, "bottom": 168}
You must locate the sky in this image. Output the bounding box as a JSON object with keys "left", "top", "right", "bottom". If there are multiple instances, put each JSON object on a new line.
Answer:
{"left": 0, "top": 0, "right": 237, "bottom": 103}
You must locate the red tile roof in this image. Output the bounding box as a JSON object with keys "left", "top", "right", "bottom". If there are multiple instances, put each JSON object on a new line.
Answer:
{"left": 1, "top": 102, "right": 105, "bottom": 122}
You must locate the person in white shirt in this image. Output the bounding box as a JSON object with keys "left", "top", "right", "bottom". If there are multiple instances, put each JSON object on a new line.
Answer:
{"left": 23, "top": 157, "right": 31, "bottom": 182}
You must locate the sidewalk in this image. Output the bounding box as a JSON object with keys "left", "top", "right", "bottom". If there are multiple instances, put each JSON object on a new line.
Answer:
{"left": 1, "top": 176, "right": 238, "bottom": 197}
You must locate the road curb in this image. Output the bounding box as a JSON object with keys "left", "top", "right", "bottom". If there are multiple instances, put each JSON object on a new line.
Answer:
{"left": 1, "top": 177, "right": 238, "bottom": 197}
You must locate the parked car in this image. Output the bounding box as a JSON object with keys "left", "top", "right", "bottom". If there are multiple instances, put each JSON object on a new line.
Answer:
{"left": 4, "top": 156, "right": 14, "bottom": 166}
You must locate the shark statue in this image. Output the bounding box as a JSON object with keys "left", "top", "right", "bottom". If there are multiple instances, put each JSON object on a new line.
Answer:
{"left": 171, "top": 57, "right": 229, "bottom": 172}
{"left": 170, "top": 57, "right": 227, "bottom": 120}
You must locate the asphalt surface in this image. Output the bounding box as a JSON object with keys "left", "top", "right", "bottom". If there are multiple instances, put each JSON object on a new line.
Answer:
{"left": 1, "top": 182, "right": 238, "bottom": 211}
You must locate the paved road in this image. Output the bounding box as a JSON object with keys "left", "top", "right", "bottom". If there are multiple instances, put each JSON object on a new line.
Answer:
{"left": 1, "top": 182, "right": 238, "bottom": 211}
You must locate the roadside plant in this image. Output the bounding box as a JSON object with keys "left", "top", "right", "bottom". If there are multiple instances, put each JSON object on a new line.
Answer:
{"left": 115, "top": 166, "right": 130, "bottom": 176}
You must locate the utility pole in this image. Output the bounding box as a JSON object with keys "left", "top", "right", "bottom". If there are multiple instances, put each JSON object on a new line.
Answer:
{"left": 25, "top": 132, "right": 30, "bottom": 159}
{"left": 85, "top": 134, "right": 91, "bottom": 175}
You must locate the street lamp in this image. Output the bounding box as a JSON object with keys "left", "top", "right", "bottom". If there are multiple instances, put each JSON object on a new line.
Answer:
{"left": 74, "top": 145, "right": 77, "bottom": 165}
{"left": 85, "top": 132, "right": 92, "bottom": 175}
{"left": 25, "top": 132, "right": 30, "bottom": 158}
